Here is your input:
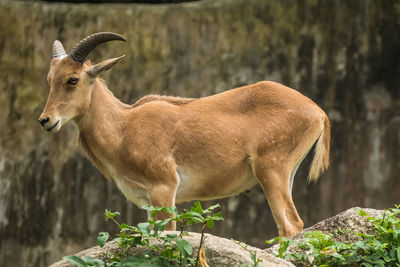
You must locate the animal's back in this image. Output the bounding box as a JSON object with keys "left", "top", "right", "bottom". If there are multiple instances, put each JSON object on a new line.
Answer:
{"left": 178, "top": 81, "right": 320, "bottom": 116}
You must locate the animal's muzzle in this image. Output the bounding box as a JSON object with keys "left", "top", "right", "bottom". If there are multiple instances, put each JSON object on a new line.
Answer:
{"left": 38, "top": 116, "right": 50, "bottom": 127}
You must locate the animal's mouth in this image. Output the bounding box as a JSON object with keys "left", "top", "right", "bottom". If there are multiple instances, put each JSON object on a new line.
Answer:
{"left": 46, "top": 120, "right": 59, "bottom": 132}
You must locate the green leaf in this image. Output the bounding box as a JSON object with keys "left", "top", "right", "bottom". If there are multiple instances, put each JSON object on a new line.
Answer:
{"left": 265, "top": 236, "right": 280, "bottom": 245}
{"left": 331, "top": 253, "right": 345, "bottom": 261}
{"left": 185, "top": 211, "right": 203, "bottom": 219}
{"left": 377, "top": 225, "right": 388, "bottom": 233}
{"left": 176, "top": 239, "right": 193, "bottom": 256}
{"left": 142, "top": 205, "right": 178, "bottom": 218}
{"left": 119, "top": 223, "right": 132, "bottom": 230}
{"left": 122, "top": 254, "right": 162, "bottom": 266}
{"left": 63, "top": 256, "right": 87, "bottom": 267}
{"left": 383, "top": 255, "right": 393, "bottom": 263}
{"left": 278, "top": 238, "right": 290, "bottom": 258}
{"left": 138, "top": 222, "right": 151, "bottom": 236}
{"left": 97, "top": 232, "right": 109, "bottom": 248}
{"left": 132, "top": 235, "right": 143, "bottom": 246}
{"left": 360, "top": 263, "right": 373, "bottom": 267}
{"left": 104, "top": 210, "right": 120, "bottom": 221}
{"left": 141, "top": 205, "right": 157, "bottom": 216}
{"left": 206, "top": 219, "right": 214, "bottom": 229}
{"left": 193, "top": 201, "right": 203, "bottom": 211}
{"left": 161, "top": 206, "right": 178, "bottom": 216}
{"left": 204, "top": 203, "right": 221, "bottom": 213}
{"left": 81, "top": 256, "right": 105, "bottom": 267}
{"left": 397, "top": 246, "right": 400, "bottom": 263}
{"left": 154, "top": 218, "right": 172, "bottom": 233}
{"left": 166, "top": 233, "right": 178, "bottom": 239}
{"left": 250, "top": 252, "right": 257, "bottom": 263}
{"left": 354, "top": 240, "right": 366, "bottom": 250}
{"left": 359, "top": 209, "right": 368, "bottom": 217}
{"left": 209, "top": 211, "right": 224, "bottom": 221}
{"left": 189, "top": 201, "right": 205, "bottom": 216}
{"left": 364, "top": 254, "right": 385, "bottom": 265}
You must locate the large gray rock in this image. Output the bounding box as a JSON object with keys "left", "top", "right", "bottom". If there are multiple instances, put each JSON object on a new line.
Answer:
{"left": 50, "top": 231, "right": 294, "bottom": 267}
{"left": 266, "top": 208, "right": 385, "bottom": 258}
{"left": 298, "top": 207, "right": 384, "bottom": 238}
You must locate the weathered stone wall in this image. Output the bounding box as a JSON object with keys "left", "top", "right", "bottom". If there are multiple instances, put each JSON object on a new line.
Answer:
{"left": 0, "top": 0, "right": 398, "bottom": 266}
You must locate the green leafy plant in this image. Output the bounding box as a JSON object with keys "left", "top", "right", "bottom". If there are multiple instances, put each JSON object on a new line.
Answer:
{"left": 64, "top": 201, "right": 223, "bottom": 267}
{"left": 232, "top": 239, "right": 262, "bottom": 267}
{"left": 268, "top": 205, "right": 400, "bottom": 267}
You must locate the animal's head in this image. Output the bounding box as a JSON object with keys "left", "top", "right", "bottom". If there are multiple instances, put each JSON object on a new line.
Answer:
{"left": 38, "top": 32, "right": 126, "bottom": 133}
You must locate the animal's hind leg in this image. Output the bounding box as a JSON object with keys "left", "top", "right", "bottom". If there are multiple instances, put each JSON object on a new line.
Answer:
{"left": 252, "top": 160, "right": 303, "bottom": 237}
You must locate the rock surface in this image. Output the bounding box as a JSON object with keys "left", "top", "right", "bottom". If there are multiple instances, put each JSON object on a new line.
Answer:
{"left": 266, "top": 207, "right": 385, "bottom": 256}
{"left": 299, "top": 207, "right": 384, "bottom": 237}
{"left": 50, "top": 231, "right": 294, "bottom": 267}
{"left": 49, "top": 207, "right": 387, "bottom": 267}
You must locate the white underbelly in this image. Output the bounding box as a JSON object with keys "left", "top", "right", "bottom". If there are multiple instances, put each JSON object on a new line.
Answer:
{"left": 114, "top": 178, "right": 150, "bottom": 208}
{"left": 175, "top": 166, "right": 258, "bottom": 203}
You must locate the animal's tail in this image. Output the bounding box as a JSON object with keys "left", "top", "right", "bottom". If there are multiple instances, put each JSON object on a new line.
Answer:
{"left": 308, "top": 114, "right": 330, "bottom": 182}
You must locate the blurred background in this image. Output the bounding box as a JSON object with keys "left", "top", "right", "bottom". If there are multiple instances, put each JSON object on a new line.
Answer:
{"left": 0, "top": 0, "right": 399, "bottom": 266}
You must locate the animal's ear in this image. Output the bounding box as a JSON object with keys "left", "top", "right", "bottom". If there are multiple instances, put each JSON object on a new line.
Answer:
{"left": 85, "top": 55, "right": 125, "bottom": 78}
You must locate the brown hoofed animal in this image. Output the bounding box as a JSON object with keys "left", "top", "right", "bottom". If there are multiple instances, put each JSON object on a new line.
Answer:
{"left": 39, "top": 32, "right": 330, "bottom": 238}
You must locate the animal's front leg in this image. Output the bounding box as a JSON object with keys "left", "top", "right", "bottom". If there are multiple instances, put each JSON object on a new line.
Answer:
{"left": 148, "top": 184, "right": 177, "bottom": 230}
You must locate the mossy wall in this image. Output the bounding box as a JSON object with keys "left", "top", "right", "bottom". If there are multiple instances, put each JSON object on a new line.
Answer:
{"left": 0, "top": 0, "right": 399, "bottom": 266}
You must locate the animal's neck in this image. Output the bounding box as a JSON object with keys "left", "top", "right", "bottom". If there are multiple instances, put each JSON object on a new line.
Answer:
{"left": 76, "top": 79, "right": 128, "bottom": 178}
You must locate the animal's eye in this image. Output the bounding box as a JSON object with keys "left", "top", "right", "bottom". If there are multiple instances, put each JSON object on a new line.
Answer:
{"left": 67, "top": 77, "right": 79, "bottom": 85}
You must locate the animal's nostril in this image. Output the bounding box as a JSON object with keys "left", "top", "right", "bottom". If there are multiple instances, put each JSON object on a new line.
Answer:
{"left": 39, "top": 117, "right": 50, "bottom": 126}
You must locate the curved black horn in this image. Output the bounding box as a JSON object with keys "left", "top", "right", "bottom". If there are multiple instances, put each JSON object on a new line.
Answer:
{"left": 52, "top": 40, "right": 67, "bottom": 58}
{"left": 69, "top": 32, "right": 127, "bottom": 64}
